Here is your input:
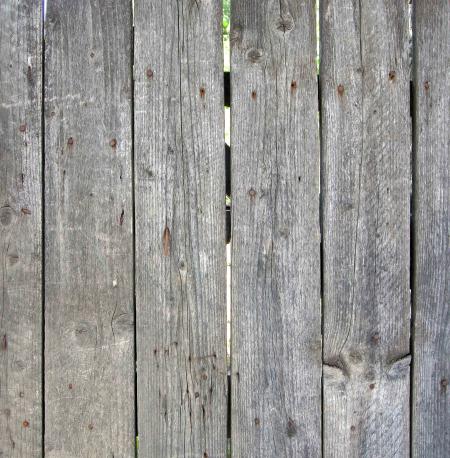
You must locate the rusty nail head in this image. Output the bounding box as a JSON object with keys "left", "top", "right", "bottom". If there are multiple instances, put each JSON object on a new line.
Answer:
{"left": 337, "top": 84, "right": 345, "bottom": 96}
{"left": 146, "top": 68, "right": 154, "bottom": 79}
{"left": 389, "top": 70, "right": 396, "bottom": 80}
{"left": 19, "top": 124, "right": 27, "bottom": 132}
{"left": 67, "top": 137, "right": 74, "bottom": 146}
{"left": 23, "top": 420, "right": 29, "bottom": 428}
{"left": 110, "top": 138, "right": 117, "bottom": 148}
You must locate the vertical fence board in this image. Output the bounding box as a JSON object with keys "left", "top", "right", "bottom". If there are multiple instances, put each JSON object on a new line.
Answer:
{"left": 134, "top": 0, "right": 227, "bottom": 456}
{"left": 44, "top": 1, "right": 134, "bottom": 456}
{"left": 231, "top": 1, "right": 321, "bottom": 456}
{"left": 413, "top": 1, "right": 449, "bottom": 456}
{"left": 321, "top": 1, "right": 411, "bottom": 456}
{"left": 0, "top": 1, "right": 42, "bottom": 456}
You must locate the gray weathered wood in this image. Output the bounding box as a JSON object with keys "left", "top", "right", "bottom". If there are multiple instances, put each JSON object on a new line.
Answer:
{"left": 44, "top": 1, "right": 135, "bottom": 456}
{"left": 412, "top": 2, "right": 449, "bottom": 456}
{"left": 321, "top": 1, "right": 411, "bottom": 456}
{"left": 134, "top": 0, "right": 227, "bottom": 456}
{"left": 230, "top": 1, "right": 321, "bottom": 456}
{"left": 0, "top": 1, "right": 42, "bottom": 456}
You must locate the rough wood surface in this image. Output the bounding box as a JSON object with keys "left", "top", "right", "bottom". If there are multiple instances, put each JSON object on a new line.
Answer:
{"left": 134, "top": 0, "right": 227, "bottom": 456}
{"left": 0, "top": 1, "right": 42, "bottom": 456}
{"left": 44, "top": 1, "right": 135, "bottom": 456}
{"left": 321, "top": 1, "right": 411, "bottom": 456}
{"left": 412, "top": 2, "right": 449, "bottom": 456}
{"left": 230, "top": 1, "right": 321, "bottom": 456}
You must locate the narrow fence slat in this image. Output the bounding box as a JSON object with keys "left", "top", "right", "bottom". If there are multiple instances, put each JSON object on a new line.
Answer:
{"left": 0, "top": 1, "right": 42, "bottom": 456}
{"left": 231, "top": 1, "right": 321, "bottom": 455}
{"left": 413, "top": 2, "right": 449, "bottom": 456}
{"left": 44, "top": 2, "right": 134, "bottom": 455}
{"left": 134, "top": 0, "right": 227, "bottom": 456}
{"left": 321, "top": 1, "right": 411, "bottom": 456}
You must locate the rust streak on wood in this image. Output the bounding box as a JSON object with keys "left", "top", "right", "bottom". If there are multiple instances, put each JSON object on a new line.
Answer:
{"left": 162, "top": 226, "right": 171, "bottom": 256}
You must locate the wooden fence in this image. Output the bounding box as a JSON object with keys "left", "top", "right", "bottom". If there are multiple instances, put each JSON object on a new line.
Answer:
{"left": 0, "top": 1, "right": 448, "bottom": 457}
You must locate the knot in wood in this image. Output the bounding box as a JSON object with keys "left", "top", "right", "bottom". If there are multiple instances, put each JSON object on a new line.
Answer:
{"left": 246, "top": 48, "right": 264, "bottom": 64}
{"left": 276, "top": 14, "right": 295, "bottom": 33}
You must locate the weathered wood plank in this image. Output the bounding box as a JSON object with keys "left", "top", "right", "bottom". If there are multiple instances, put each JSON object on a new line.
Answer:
{"left": 134, "top": 0, "right": 227, "bottom": 456}
{"left": 321, "top": 1, "right": 411, "bottom": 456}
{"left": 412, "top": 1, "right": 449, "bottom": 456}
{"left": 0, "top": 1, "right": 42, "bottom": 456}
{"left": 230, "top": 1, "right": 321, "bottom": 456}
{"left": 44, "top": 1, "right": 134, "bottom": 456}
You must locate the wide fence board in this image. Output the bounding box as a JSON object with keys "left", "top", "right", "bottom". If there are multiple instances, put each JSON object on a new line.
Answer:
{"left": 134, "top": 0, "right": 227, "bottom": 456}
{"left": 0, "top": 1, "right": 42, "bottom": 456}
{"left": 44, "top": 1, "right": 135, "bottom": 456}
{"left": 321, "top": 1, "right": 411, "bottom": 456}
{"left": 412, "top": 1, "right": 449, "bottom": 456}
{"left": 230, "top": 1, "right": 321, "bottom": 456}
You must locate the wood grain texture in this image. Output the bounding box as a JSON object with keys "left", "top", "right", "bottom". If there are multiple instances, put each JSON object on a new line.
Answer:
{"left": 134, "top": 0, "right": 227, "bottom": 456}
{"left": 412, "top": 1, "right": 449, "bottom": 456}
{"left": 0, "top": 1, "right": 42, "bottom": 456}
{"left": 230, "top": 1, "right": 321, "bottom": 456}
{"left": 321, "top": 1, "right": 411, "bottom": 456}
{"left": 44, "top": 1, "right": 135, "bottom": 456}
